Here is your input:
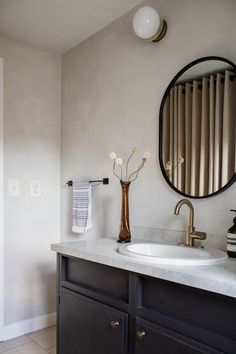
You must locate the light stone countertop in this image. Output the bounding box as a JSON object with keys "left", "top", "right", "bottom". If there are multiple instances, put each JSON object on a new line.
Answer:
{"left": 51, "top": 238, "right": 236, "bottom": 299}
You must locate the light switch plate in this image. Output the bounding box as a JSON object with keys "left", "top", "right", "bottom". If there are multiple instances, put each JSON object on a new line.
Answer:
{"left": 30, "top": 180, "right": 41, "bottom": 197}
{"left": 8, "top": 179, "right": 20, "bottom": 196}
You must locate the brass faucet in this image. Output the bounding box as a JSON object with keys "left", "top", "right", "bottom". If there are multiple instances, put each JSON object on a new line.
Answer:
{"left": 174, "top": 199, "right": 206, "bottom": 247}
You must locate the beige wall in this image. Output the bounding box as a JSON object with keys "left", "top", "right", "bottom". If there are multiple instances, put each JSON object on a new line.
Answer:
{"left": 61, "top": 0, "right": 236, "bottom": 242}
{"left": 0, "top": 34, "right": 61, "bottom": 331}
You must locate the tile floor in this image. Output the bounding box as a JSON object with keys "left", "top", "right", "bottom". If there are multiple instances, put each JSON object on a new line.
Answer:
{"left": 0, "top": 326, "right": 56, "bottom": 354}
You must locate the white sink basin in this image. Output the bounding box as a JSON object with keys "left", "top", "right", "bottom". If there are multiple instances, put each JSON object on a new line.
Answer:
{"left": 118, "top": 242, "right": 227, "bottom": 266}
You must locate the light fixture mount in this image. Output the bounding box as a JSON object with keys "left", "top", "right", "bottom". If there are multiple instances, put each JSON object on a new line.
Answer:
{"left": 150, "top": 19, "right": 167, "bottom": 42}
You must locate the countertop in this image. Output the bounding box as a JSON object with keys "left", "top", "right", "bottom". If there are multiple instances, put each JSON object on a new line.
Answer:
{"left": 51, "top": 238, "right": 236, "bottom": 298}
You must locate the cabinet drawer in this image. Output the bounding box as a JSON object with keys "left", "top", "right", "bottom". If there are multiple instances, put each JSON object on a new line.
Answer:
{"left": 62, "top": 256, "right": 129, "bottom": 302}
{"left": 140, "top": 276, "right": 236, "bottom": 341}
{"left": 135, "top": 318, "right": 224, "bottom": 354}
{"left": 59, "top": 288, "right": 128, "bottom": 354}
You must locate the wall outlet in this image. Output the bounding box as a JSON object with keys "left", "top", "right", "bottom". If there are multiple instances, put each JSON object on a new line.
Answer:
{"left": 8, "top": 179, "right": 20, "bottom": 196}
{"left": 30, "top": 180, "right": 41, "bottom": 197}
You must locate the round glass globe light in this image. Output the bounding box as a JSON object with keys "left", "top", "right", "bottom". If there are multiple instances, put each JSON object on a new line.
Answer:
{"left": 132, "top": 6, "right": 161, "bottom": 40}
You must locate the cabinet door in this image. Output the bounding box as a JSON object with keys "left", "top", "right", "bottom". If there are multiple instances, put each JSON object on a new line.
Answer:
{"left": 59, "top": 288, "right": 128, "bottom": 354}
{"left": 135, "top": 319, "right": 224, "bottom": 354}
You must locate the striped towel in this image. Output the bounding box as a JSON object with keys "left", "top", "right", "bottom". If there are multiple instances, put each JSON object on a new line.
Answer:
{"left": 72, "top": 181, "right": 92, "bottom": 233}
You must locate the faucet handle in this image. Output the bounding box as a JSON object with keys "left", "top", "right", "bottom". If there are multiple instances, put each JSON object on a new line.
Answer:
{"left": 190, "top": 231, "right": 207, "bottom": 241}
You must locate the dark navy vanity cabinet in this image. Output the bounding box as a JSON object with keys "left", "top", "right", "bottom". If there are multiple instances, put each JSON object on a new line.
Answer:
{"left": 57, "top": 255, "right": 236, "bottom": 354}
{"left": 60, "top": 289, "right": 128, "bottom": 354}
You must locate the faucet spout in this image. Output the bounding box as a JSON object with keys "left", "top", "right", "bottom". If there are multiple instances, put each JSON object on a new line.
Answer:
{"left": 174, "top": 199, "right": 206, "bottom": 247}
{"left": 174, "top": 199, "right": 195, "bottom": 246}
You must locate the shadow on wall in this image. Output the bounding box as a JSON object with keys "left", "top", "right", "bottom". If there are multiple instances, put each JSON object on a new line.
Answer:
{"left": 94, "top": 194, "right": 114, "bottom": 238}
{"left": 29, "top": 263, "right": 57, "bottom": 317}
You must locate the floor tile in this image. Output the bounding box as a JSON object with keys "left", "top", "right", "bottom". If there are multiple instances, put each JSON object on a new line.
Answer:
{"left": 0, "top": 336, "right": 31, "bottom": 353}
{"left": 26, "top": 327, "right": 56, "bottom": 350}
{"left": 3, "top": 342, "right": 48, "bottom": 354}
{"left": 47, "top": 347, "right": 56, "bottom": 354}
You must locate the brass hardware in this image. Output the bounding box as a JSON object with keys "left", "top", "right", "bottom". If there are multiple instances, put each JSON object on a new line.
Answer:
{"left": 136, "top": 330, "right": 146, "bottom": 340}
{"left": 110, "top": 320, "right": 120, "bottom": 329}
{"left": 151, "top": 19, "right": 167, "bottom": 42}
{"left": 174, "top": 199, "right": 194, "bottom": 246}
{"left": 190, "top": 230, "right": 207, "bottom": 244}
{"left": 174, "top": 199, "right": 206, "bottom": 247}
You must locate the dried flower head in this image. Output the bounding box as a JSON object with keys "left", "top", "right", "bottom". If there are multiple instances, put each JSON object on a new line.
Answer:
{"left": 116, "top": 157, "right": 123, "bottom": 166}
{"left": 109, "top": 152, "right": 116, "bottom": 160}
{"left": 143, "top": 152, "right": 150, "bottom": 160}
{"left": 165, "top": 161, "right": 172, "bottom": 170}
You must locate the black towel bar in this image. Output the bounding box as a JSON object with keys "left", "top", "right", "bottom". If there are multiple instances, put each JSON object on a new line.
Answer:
{"left": 66, "top": 178, "right": 109, "bottom": 187}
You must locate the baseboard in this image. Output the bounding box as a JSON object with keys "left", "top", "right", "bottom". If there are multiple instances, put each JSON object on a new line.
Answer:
{"left": 2, "top": 312, "right": 56, "bottom": 341}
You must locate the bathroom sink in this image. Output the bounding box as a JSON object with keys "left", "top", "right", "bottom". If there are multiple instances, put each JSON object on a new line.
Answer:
{"left": 117, "top": 242, "right": 227, "bottom": 265}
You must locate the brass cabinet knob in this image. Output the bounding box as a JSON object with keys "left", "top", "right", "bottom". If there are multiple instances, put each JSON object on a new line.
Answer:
{"left": 110, "top": 320, "right": 120, "bottom": 329}
{"left": 136, "top": 330, "right": 146, "bottom": 340}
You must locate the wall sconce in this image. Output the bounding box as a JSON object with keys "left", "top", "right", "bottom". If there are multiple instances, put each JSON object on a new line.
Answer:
{"left": 132, "top": 6, "right": 167, "bottom": 42}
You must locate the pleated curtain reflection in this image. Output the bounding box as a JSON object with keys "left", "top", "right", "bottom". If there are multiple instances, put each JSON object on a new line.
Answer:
{"left": 222, "top": 71, "right": 236, "bottom": 186}
{"left": 184, "top": 83, "right": 192, "bottom": 195}
{"left": 163, "top": 70, "right": 236, "bottom": 196}
{"left": 199, "top": 77, "right": 209, "bottom": 196}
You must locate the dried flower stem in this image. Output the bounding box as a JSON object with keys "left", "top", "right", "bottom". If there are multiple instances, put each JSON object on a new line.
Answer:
{"left": 113, "top": 160, "right": 121, "bottom": 180}
{"left": 110, "top": 148, "right": 149, "bottom": 182}
{"left": 125, "top": 150, "right": 136, "bottom": 181}
{"left": 128, "top": 160, "right": 145, "bottom": 182}
{"left": 165, "top": 157, "right": 184, "bottom": 180}
{"left": 120, "top": 166, "right": 123, "bottom": 181}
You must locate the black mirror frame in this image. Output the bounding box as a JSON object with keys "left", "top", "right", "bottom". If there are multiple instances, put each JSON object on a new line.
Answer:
{"left": 159, "top": 56, "right": 236, "bottom": 199}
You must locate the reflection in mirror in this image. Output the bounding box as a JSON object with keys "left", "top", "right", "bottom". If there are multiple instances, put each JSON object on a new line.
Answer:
{"left": 160, "top": 57, "right": 236, "bottom": 198}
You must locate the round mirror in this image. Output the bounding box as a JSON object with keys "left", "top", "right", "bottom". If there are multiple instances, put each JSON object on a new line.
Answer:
{"left": 159, "top": 56, "right": 236, "bottom": 198}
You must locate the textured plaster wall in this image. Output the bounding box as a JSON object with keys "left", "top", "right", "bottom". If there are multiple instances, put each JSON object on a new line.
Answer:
{"left": 0, "top": 34, "right": 61, "bottom": 326}
{"left": 61, "top": 0, "right": 236, "bottom": 242}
